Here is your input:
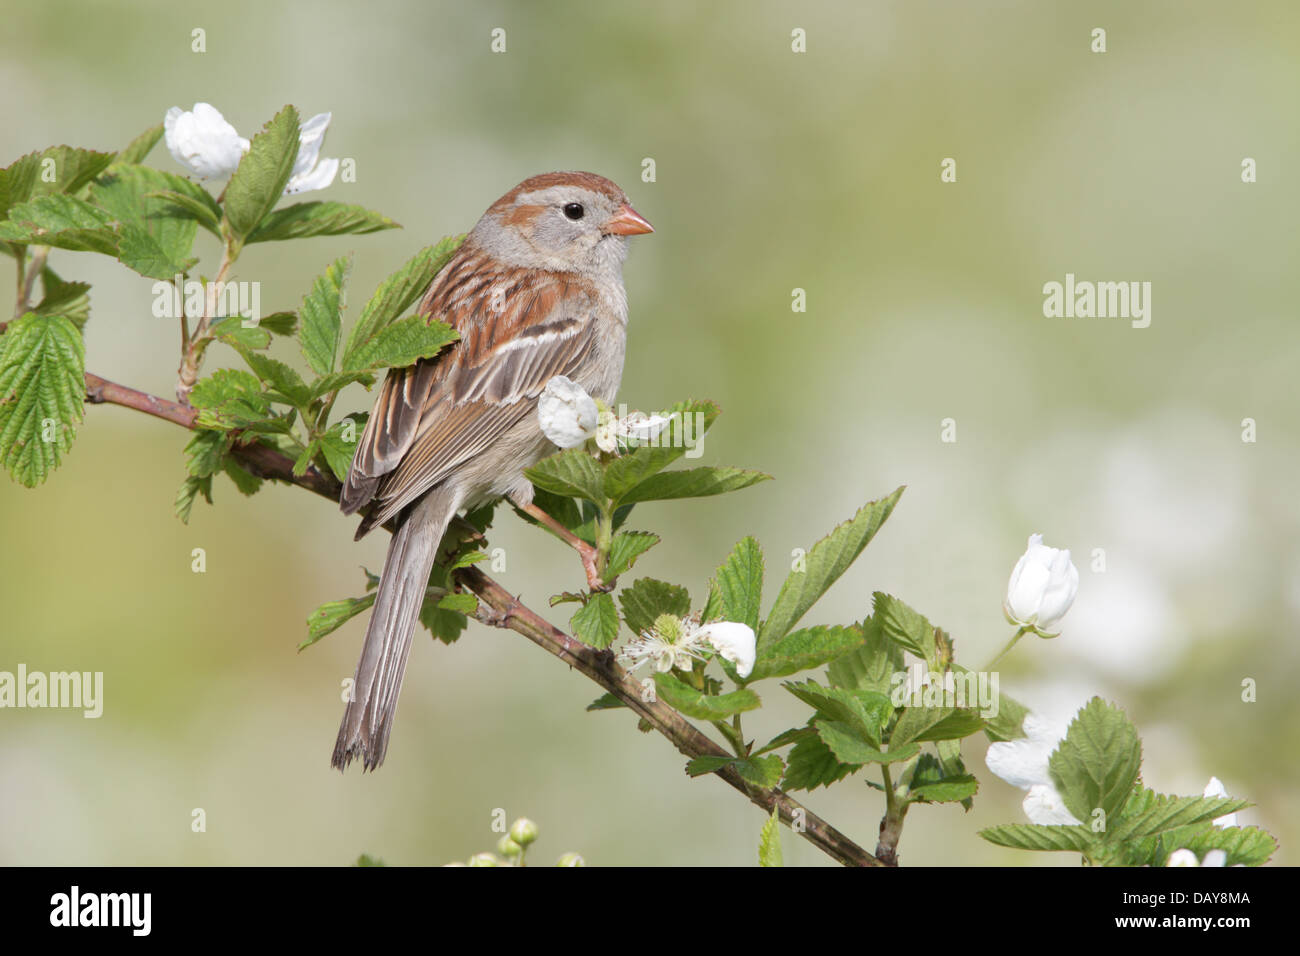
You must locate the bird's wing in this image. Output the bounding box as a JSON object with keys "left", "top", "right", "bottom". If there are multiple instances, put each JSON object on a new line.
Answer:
{"left": 341, "top": 245, "right": 600, "bottom": 535}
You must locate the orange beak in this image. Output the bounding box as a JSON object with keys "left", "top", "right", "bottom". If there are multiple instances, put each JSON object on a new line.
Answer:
{"left": 604, "top": 204, "right": 654, "bottom": 236}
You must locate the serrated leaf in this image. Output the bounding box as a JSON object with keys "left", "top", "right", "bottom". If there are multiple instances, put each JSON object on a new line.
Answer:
{"left": 586, "top": 692, "right": 625, "bottom": 712}
{"left": 223, "top": 105, "right": 300, "bottom": 240}
{"left": 174, "top": 474, "right": 212, "bottom": 523}
{"left": 299, "top": 255, "right": 350, "bottom": 376}
{"left": 1049, "top": 697, "right": 1143, "bottom": 825}
{"left": 119, "top": 124, "right": 164, "bottom": 165}
{"left": 209, "top": 315, "right": 270, "bottom": 351}
{"left": 826, "top": 616, "right": 903, "bottom": 696}
{"left": 891, "top": 706, "right": 985, "bottom": 747}
{"left": 33, "top": 268, "right": 90, "bottom": 330}
{"left": 618, "top": 578, "right": 691, "bottom": 635}
{"left": 340, "top": 313, "right": 458, "bottom": 372}
{"left": 524, "top": 447, "right": 606, "bottom": 503}
{"left": 223, "top": 458, "right": 263, "bottom": 496}
{"left": 616, "top": 466, "right": 771, "bottom": 505}
{"left": 781, "top": 727, "right": 858, "bottom": 791}
{"left": 759, "top": 808, "right": 784, "bottom": 867}
{"left": 116, "top": 223, "right": 198, "bottom": 279}
{"left": 686, "top": 755, "right": 784, "bottom": 789}
{"left": 248, "top": 201, "right": 399, "bottom": 243}
{"left": 758, "top": 487, "right": 903, "bottom": 651}
{"left": 605, "top": 531, "right": 659, "bottom": 579}
{"left": 814, "top": 719, "right": 919, "bottom": 765}
{"left": 238, "top": 351, "right": 310, "bottom": 407}
{"left": 419, "top": 562, "right": 466, "bottom": 644}
{"left": 1114, "top": 790, "right": 1253, "bottom": 841}
{"left": 189, "top": 368, "right": 272, "bottom": 431}
{"left": 570, "top": 592, "right": 620, "bottom": 649}
{"left": 979, "top": 823, "right": 1095, "bottom": 853}
{"left": 749, "top": 624, "right": 864, "bottom": 683}
{"left": 653, "top": 672, "right": 760, "bottom": 719}
{"left": 782, "top": 678, "right": 892, "bottom": 746}
{"left": 316, "top": 418, "right": 360, "bottom": 482}
{"left": 0, "top": 147, "right": 116, "bottom": 219}
{"left": 871, "top": 592, "right": 937, "bottom": 661}
{"left": 92, "top": 165, "right": 208, "bottom": 274}
{"left": 150, "top": 189, "right": 222, "bottom": 236}
{"left": 708, "top": 536, "right": 764, "bottom": 633}
{"left": 302, "top": 594, "right": 375, "bottom": 648}
{"left": 1160, "top": 825, "right": 1277, "bottom": 867}
{"left": 602, "top": 399, "right": 720, "bottom": 501}
{"left": 0, "top": 195, "right": 118, "bottom": 254}
{"left": 257, "top": 311, "right": 298, "bottom": 336}
{"left": 182, "top": 428, "right": 227, "bottom": 478}
{"left": 0, "top": 313, "right": 84, "bottom": 486}
{"left": 437, "top": 592, "right": 478, "bottom": 614}
{"left": 341, "top": 237, "right": 463, "bottom": 363}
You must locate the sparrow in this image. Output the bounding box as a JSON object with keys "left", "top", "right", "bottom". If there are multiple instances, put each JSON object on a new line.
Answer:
{"left": 332, "top": 171, "right": 653, "bottom": 771}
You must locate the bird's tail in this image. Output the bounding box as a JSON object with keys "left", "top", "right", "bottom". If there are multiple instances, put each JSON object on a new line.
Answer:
{"left": 332, "top": 488, "right": 457, "bottom": 771}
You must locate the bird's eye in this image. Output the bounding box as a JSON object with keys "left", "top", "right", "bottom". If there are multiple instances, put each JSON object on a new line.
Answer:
{"left": 563, "top": 203, "right": 585, "bottom": 220}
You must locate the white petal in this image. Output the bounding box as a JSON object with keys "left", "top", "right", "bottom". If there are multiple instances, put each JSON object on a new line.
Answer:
{"left": 1201, "top": 849, "right": 1227, "bottom": 867}
{"left": 1203, "top": 777, "right": 1239, "bottom": 828}
{"left": 1166, "top": 848, "right": 1200, "bottom": 867}
{"left": 1023, "top": 784, "right": 1082, "bottom": 826}
{"left": 538, "top": 376, "right": 598, "bottom": 449}
{"left": 293, "top": 112, "right": 332, "bottom": 176}
{"left": 984, "top": 713, "right": 1068, "bottom": 790}
{"left": 285, "top": 156, "right": 338, "bottom": 195}
{"left": 163, "top": 103, "right": 246, "bottom": 179}
{"left": 698, "top": 622, "right": 755, "bottom": 678}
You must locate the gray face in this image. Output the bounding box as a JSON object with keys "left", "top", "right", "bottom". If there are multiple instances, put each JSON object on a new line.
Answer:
{"left": 475, "top": 184, "right": 628, "bottom": 277}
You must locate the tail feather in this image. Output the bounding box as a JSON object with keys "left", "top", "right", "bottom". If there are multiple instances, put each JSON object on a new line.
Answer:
{"left": 332, "top": 488, "right": 458, "bottom": 771}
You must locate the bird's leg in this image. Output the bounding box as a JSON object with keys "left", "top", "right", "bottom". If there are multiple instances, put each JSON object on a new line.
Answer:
{"left": 515, "top": 500, "right": 611, "bottom": 593}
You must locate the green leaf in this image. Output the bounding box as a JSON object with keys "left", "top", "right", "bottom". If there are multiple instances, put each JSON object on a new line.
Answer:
{"left": 0, "top": 147, "right": 115, "bottom": 219}
{"left": 686, "top": 754, "right": 784, "bottom": 789}
{"left": 1049, "top": 697, "right": 1143, "bottom": 825}
{"left": 585, "top": 692, "right": 625, "bottom": 712}
{"left": 150, "top": 189, "right": 222, "bottom": 236}
{"left": 182, "top": 428, "right": 227, "bottom": 478}
{"left": 781, "top": 728, "right": 858, "bottom": 791}
{"left": 0, "top": 195, "right": 118, "bottom": 254}
{"left": 524, "top": 448, "right": 606, "bottom": 503}
{"left": 871, "top": 592, "right": 933, "bottom": 658}
{"left": 974, "top": 670, "right": 1030, "bottom": 742}
{"left": 826, "top": 617, "right": 903, "bottom": 697}
{"left": 602, "top": 399, "right": 720, "bottom": 501}
{"left": 569, "top": 592, "right": 620, "bottom": 649}
{"left": 618, "top": 578, "right": 691, "bottom": 636}
{"left": 758, "top": 487, "right": 904, "bottom": 651}
{"left": 759, "top": 808, "right": 783, "bottom": 867}
{"left": 317, "top": 418, "right": 360, "bottom": 482}
{"left": 302, "top": 594, "right": 375, "bottom": 649}
{"left": 340, "top": 314, "right": 458, "bottom": 372}
{"left": 1160, "top": 825, "right": 1277, "bottom": 867}
{"left": 616, "top": 466, "right": 771, "bottom": 505}
{"left": 653, "top": 672, "right": 760, "bottom": 719}
{"left": 890, "top": 706, "right": 985, "bottom": 747}
{"left": 1113, "top": 790, "right": 1252, "bottom": 841}
{"left": 223, "top": 458, "right": 263, "bottom": 496}
{"left": 174, "top": 474, "right": 212, "bottom": 523}
{"left": 437, "top": 592, "right": 478, "bottom": 614}
{"left": 257, "top": 311, "right": 298, "bottom": 336}
{"left": 749, "top": 624, "right": 864, "bottom": 683}
{"left": 33, "top": 268, "right": 90, "bottom": 329}
{"left": 92, "top": 165, "right": 208, "bottom": 274}
{"left": 209, "top": 315, "right": 270, "bottom": 351}
{"left": 248, "top": 201, "right": 399, "bottom": 243}
{"left": 907, "top": 754, "right": 979, "bottom": 804}
{"left": 119, "top": 124, "right": 164, "bottom": 165}
{"left": 306, "top": 368, "right": 377, "bottom": 401}
{"left": 979, "top": 823, "right": 1095, "bottom": 853}
{"left": 814, "top": 719, "right": 919, "bottom": 765}
{"left": 189, "top": 368, "right": 272, "bottom": 431}
{"left": 237, "top": 351, "right": 310, "bottom": 407}
{"left": 0, "top": 313, "right": 84, "bottom": 486}
{"left": 223, "top": 105, "right": 300, "bottom": 241}
{"left": 708, "top": 536, "right": 764, "bottom": 632}
{"left": 605, "top": 530, "right": 659, "bottom": 579}
{"left": 341, "top": 237, "right": 463, "bottom": 364}
{"left": 782, "top": 678, "right": 892, "bottom": 746}
{"left": 299, "top": 255, "right": 350, "bottom": 376}
{"left": 419, "top": 563, "right": 466, "bottom": 644}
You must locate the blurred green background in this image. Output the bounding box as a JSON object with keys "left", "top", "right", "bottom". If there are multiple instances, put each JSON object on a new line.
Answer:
{"left": 2, "top": 0, "right": 1297, "bottom": 866}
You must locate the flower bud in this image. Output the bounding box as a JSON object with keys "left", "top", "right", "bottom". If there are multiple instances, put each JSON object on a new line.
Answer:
{"left": 555, "top": 852, "right": 586, "bottom": 867}
{"left": 497, "top": 835, "right": 523, "bottom": 859}
{"left": 467, "top": 852, "right": 501, "bottom": 867}
{"left": 1004, "top": 533, "right": 1079, "bottom": 635}
{"left": 538, "top": 376, "right": 598, "bottom": 449}
{"left": 509, "top": 817, "right": 539, "bottom": 847}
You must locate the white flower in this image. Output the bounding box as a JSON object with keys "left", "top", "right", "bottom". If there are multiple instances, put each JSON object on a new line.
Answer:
{"left": 595, "top": 409, "right": 670, "bottom": 453}
{"left": 538, "top": 376, "right": 598, "bottom": 449}
{"left": 284, "top": 112, "right": 339, "bottom": 194}
{"left": 1167, "top": 848, "right": 1227, "bottom": 867}
{"left": 1203, "top": 777, "right": 1239, "bottom": 828}
{"left": 616, "top": 617, "right": 755, "bottom": 678}
{"left": 985, "top": 712, "right": 1083, "bottom": 826}
{"left": 697, "top": 621, "right": 756, "bottom": 678}
{"left": 164, "top": 103, "right": 248, "bottom": 178}
{"left": 1004, "top": 533, "right": 1080, "bottom": 636}
{"left": 163, "top": 104, "right": 337, "bottom": 195}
